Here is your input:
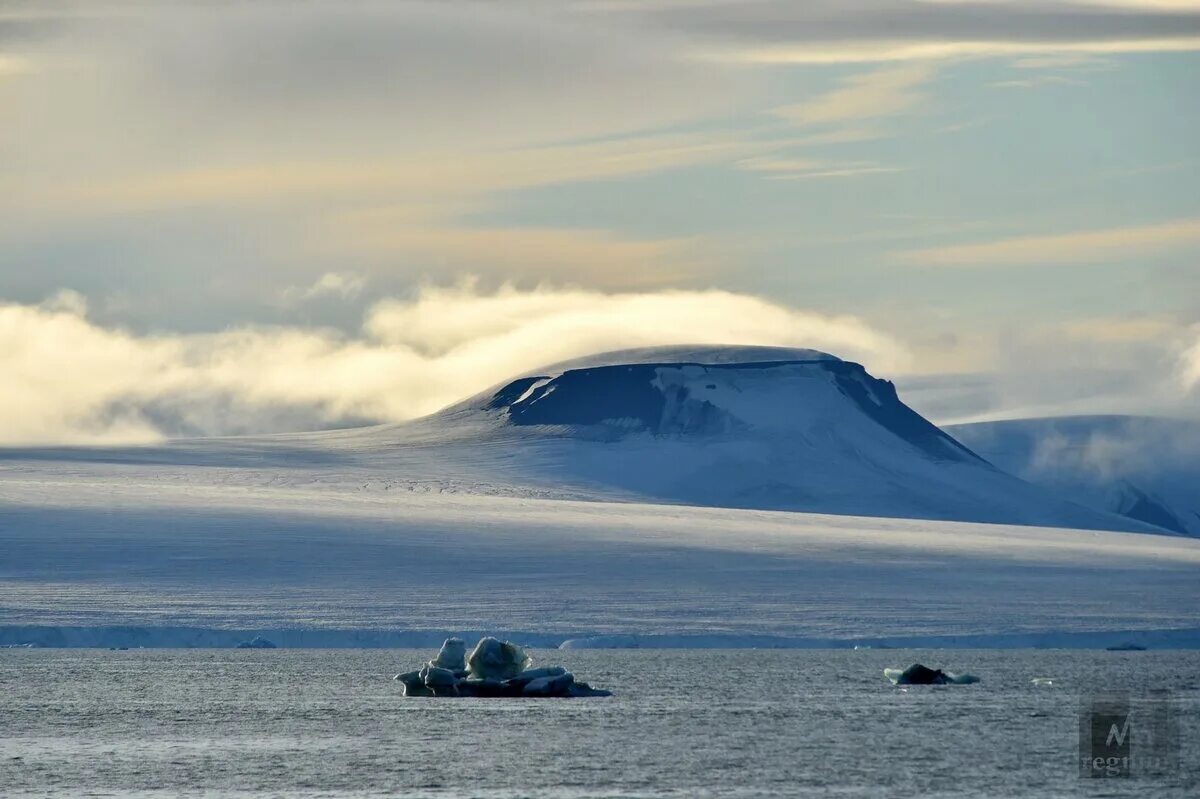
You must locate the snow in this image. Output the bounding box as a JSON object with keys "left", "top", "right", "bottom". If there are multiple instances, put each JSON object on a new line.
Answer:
{"left": 514, "top": 345, "right": 839, "bottom": 374}
{"left": 466, "top": 637, "right": 531, "bottom": 680}
{"left": 0, "top": 348, "right": 1197, "bottom": 648}
{"left": 432, "top": 637, "right": 466, "bottom": 670}
{"left": 2, "top": 478, "right": 1197, "bottom": 647}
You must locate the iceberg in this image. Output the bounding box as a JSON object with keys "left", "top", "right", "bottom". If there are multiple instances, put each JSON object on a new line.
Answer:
{"left": 466, "top": 637, "right": 531, "bottom": 680}
{"left": 395, "top": 637, "right": 611, "bottom": 698}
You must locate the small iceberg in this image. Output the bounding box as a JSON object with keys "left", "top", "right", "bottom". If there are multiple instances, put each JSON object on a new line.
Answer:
{"left": 235, "top": 635, "right": 277, "bottom": 649}
{"left": 884, "top": 663, "right": 979, "bottom": 686}
{"left": 394, "top": 637, "right": 612, "bottom": 698}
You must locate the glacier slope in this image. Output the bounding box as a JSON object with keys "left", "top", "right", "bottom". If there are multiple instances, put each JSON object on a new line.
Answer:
{"left": 2, "top": 471, "right": 1198, "bottom": 646}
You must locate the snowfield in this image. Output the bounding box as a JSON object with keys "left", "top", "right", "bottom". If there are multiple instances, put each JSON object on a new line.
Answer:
{"left": 2, "top": 347, "right": 1197, "bottom": 648}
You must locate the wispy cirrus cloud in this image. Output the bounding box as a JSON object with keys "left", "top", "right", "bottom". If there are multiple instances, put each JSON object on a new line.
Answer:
{"left": 895, "top": 217, "right": 1200, "bottom": 266}
{"left": 737, "top": 157, "right": 909, "bottom": 180}
{"left": 773, "top": 63, "right": 936, "bottom": 127}
{"left": 318, "top": 215, "right": 711, "bottom": 288}
{"left": 990, "top": 74, "right": 1088, "bottom": 89}
{"left": 627, "top": 0, "right": 1200, "bottom": 63}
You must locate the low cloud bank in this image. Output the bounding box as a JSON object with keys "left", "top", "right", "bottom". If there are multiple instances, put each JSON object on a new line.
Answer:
{"left": 1182, "top": 328, "right": 1200, "bottom": 392}
{"left": 901, "top": 320, "right": 1200, "bottom": 426}
{"left": 0, "top": 284, "right": 908, "bottom": 445}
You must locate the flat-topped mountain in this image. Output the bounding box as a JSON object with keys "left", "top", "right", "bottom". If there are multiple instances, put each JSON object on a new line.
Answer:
{"left": 348, "top": 345, "right": 1148, "bottom": 531}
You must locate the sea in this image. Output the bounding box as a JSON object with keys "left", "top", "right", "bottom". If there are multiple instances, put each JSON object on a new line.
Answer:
{"left": 2, "top": 648, "right": 1197, "bottom": 797}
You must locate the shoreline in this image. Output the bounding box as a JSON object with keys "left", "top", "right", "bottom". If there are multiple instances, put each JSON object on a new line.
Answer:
{"left": 4, "top": 625, "right": 1199, "bottom": 650}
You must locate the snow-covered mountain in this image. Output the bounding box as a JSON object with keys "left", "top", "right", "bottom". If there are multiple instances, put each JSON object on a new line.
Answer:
{"left": 319, "top": 345, "right": 1148, "bottom": 531}
{"left": 949, "top": 415, "right": 1200, "bottom": 537}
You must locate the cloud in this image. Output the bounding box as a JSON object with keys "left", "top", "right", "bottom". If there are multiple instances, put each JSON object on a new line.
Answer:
{"left": 1007, "top": 53, "right": 1115, "bottom": 70}
{"left": 990, "top": 75, "right": 1088, "bottom": 89}
{"left": 895, "top": 217, "right": 1200, "bottom": 266}
{"left": 1022, "top": 416, "right": 1200, "bottom": 485}
{"left": 899, "top": 314, "right": 1200, "bottom": 425}
{"left": 737, "top": 156, "right": 908, "bottom": 179}
{"left": 1181, "top": 327, "right": 1200, "bottom": 391}
{"left": 762, "top": 63, "right": 932, "bottom": 177}
{"left": 711, "top": 37, "right": 1200, "bottom": 64}
{"left": 1060, "top": 316, "right": 1179, "bottom": 344}
{"left": 632, "top": 1, "right": 1200, "bottom": 63}
{"left": 774, "top": 63, "right": 936, "bottom": 127}
{"left": 280, "top": 272, "right": 366, "bottom": 305}
{"left": 0, "top": 284, "right": 909, "bottom": 445}
{"left": 25, "top": 131, "right": 769, "bottom": 217}
{"left": 320, "top": 220, "right": 709, "bottom": 287}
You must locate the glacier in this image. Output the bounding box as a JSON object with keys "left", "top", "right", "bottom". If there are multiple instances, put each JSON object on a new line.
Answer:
{"left": 1, "top": 346, "right": 1197, "bottom": 649}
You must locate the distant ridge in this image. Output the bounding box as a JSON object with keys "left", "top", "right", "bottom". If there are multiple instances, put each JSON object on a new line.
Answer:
{"left": 950, "top": 414, "right": 1200, "bottom": 536}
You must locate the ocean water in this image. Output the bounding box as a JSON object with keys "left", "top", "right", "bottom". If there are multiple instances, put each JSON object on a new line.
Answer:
{"left": 1, "top": 648, "right": 1197, "bottom": 797}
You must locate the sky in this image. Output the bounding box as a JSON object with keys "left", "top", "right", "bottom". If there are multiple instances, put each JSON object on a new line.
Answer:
{"left": 2, "top": 0, "right": 1199, "bottom": 443}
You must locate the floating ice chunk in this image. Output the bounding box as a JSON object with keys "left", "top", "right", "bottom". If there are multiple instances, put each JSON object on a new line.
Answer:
{"left": 432, "top": 637, "right": 466, "bottom": 670}
{"left": 522, "top": 672, "right": 575, "bottom": 697}
{"left": 885, "top": 663, "right": 979, "bottom": 685}
{"left": 466, "top": 637, "right": 531, "bottom": 680}
{"left": 394, "top": 669, "right": 432, "bottom": 697}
